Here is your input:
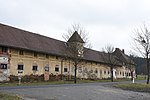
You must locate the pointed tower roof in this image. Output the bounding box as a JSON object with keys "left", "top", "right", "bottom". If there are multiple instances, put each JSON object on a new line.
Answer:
{"left": 67, "top": 31, "right": 84, "bottom": 43}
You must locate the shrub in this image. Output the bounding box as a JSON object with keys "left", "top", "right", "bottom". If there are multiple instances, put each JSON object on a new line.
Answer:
{"left": 9, "top": 75, "right": 18, "bottom": 82}
{"left": 9, "top": 74, "right": 44, "bottom": 83}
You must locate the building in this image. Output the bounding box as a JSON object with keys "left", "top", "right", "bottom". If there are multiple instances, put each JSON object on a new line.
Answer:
{"left": 0, "top": 23, "right": 134, "bottom": 81}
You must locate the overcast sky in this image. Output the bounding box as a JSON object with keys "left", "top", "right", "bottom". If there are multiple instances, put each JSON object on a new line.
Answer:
{"left": 1, "top": 0, "right": 150, "bottom": 55}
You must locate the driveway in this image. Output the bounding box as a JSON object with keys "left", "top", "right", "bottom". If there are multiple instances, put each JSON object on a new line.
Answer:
{"left": 0, "top": 80, "right": 150, "bottom": 100}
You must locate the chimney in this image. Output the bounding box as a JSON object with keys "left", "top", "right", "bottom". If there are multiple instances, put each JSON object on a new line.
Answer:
{"left": 122, "top": 49, "right": 124, "bottom": 54}
{"left": 115, "top": 48, "right": 119, "bottom": 51}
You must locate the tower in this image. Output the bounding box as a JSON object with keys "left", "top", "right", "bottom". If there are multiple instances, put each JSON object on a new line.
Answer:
{"left": 67, "top": 31, "right": 84, "bottom": 57}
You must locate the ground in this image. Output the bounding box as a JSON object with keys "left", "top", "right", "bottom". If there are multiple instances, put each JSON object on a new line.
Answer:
{"left": 0, "top": 80, "right": 150, "bottom": 100}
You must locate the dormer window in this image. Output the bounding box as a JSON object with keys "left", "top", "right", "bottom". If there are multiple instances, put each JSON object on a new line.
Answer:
{"left": 2, "top": 47, "right": 8, "bottom": 53}
{"left": 34, "top": 52, "right": 37, "bottom": 57}
{"left": 19, "top": 50, "right": 24, "bottom": 55}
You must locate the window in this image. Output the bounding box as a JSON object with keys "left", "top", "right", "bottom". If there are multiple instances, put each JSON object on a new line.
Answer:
{"left": 32, "top": 66, "right": 38, "bottom": 71}
{"left": 18, "top": 65, "right": 23, "bottom": 70}
{"left": 95, "top": 69, "right": 98, "bottom": 74}
{"left": 34, "top": 52, "right": 37, "bottom": 57}
{"left": 55, "top": 65, "right": 59, "bottom": 72}
{"left": 64, "top": 68, "right": 68, "bottom": 72}
{"left": 127, "top": 73, "right": 129, "bottom": 76}
{"left": 44, "top": 66, "right": 49, "bottom": 71}
{"left": 120, "top": 71, "right": 122, "bottom": 75}
{"left": 0, "top": 64, "right": 7, "bottom": 69}
{"left": 104, "top": 70, "right": 106, "bottom": 74}
{"left": 2, "top": 47, "right": 8, "bottom": 53}
{"left": 108, "top": 71, "right": 110, "bottom": 74}
{"left": 56, "top": 56, "right": 58, "bottom": 59}
{"left": 129, "top": 73, "right": 131, "bottom": 76}
{"left": 18, "top": 64, "right": 23, "bottom": 73}
{"left": 46, "top": 54, "right": 49, "bottom": 59}
{"left": 19, "top": 50, "right": 24, "bottom": 55}
{"left": 55, "top": 67, "right": 59, "bottom": 72}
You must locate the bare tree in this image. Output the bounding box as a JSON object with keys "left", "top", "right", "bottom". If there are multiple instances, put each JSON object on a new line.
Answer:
{"left": 133, "top": 24, "right": 150, "bottom": 84}
{"left": 63, "top": 24, "right": 91, "bottom": 48}
{"left": 101, "top": 45, "right": 119, "bottom": 82}
{"left": 63, "top": 24, "right": 91, "bottom": 83}
{"left": 128, "top": 54, "right": 136, "bottom": 81}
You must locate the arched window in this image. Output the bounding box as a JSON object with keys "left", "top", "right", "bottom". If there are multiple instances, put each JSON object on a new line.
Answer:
{"left": 0, "top": 64, "right": 7, "bottom": 69}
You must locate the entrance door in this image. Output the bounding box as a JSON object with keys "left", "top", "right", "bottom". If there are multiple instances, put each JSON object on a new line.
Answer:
{"left": 44, "top": 64, "right": 49, "bottom": 81}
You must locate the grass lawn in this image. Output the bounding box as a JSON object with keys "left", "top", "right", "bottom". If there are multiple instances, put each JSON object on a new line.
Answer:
{"left": 0, "top": 77, "right": 145, "bottom": 87}
{"left": 135, "top": 75, "right": 147, "bottom": 80}
{"left": 114, "top": 83, "right": 150, "bottom": 93}
{"left": 0, "top": 92, "right": 22, "bottom": 100}
{"left": 0, "top": 81, "right": 74, "bottom": 86}
{"left": 0, "top": 79, "right": 112, "bottom": 87}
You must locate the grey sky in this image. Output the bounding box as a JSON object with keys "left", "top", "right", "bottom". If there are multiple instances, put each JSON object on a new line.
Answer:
{"left": 1, "top": 0, "right": 150, "bottom": 54}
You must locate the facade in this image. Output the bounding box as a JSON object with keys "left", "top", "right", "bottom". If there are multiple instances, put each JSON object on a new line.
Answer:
{"left": 0, "top": 23, "right": 134, "bottom": 81}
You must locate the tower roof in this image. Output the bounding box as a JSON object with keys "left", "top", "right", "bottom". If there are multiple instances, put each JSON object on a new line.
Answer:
{"left": 67, "top": 31, "right": 84, "bottom": 43}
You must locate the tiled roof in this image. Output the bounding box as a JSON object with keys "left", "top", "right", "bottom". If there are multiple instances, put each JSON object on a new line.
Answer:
{"left": 0, "top": 23, "right": 132, "bottom": 65}
{"left": 0, "top": 23, "right": 66, "bottom": 56}
{"left": 113, "top": 48, "right": 134, "bottom": 65}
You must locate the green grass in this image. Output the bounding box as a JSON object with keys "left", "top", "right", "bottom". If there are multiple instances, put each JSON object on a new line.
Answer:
{"left": 0, "top": 92, "right": 22, "bottom": 100}
{"left": 0, "top": 81, "right": 74, "bottom": 86}
{"left": 0, "top": 79, "right": 112, "bottom": 87}
{"left": 114, "top": 83, "right": 150, "bottom": 93}
{"left": 79, "top": 79, "right": 111, "bottom": 83}
{"left": 0, "top": 78, "right": 137, "bottom": 87}
{"left": 136, "top": 75, "right": 147, "bottom": 80}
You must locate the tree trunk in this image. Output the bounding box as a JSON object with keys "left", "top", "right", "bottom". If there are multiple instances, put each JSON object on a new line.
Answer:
{"left": 74, "top": 64, "right": 77, "bottom": 84}
{"left": 146, "top": 53, "right": 149, "bottom": 84}
{"left": 61, "top": 60, "right": 63, "bottom": 80}
{"left": 131, "top": 71, "right": 133, "bottom": 81}
{"left": 111, "top": 67, "right": 113, "bottom": 82}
